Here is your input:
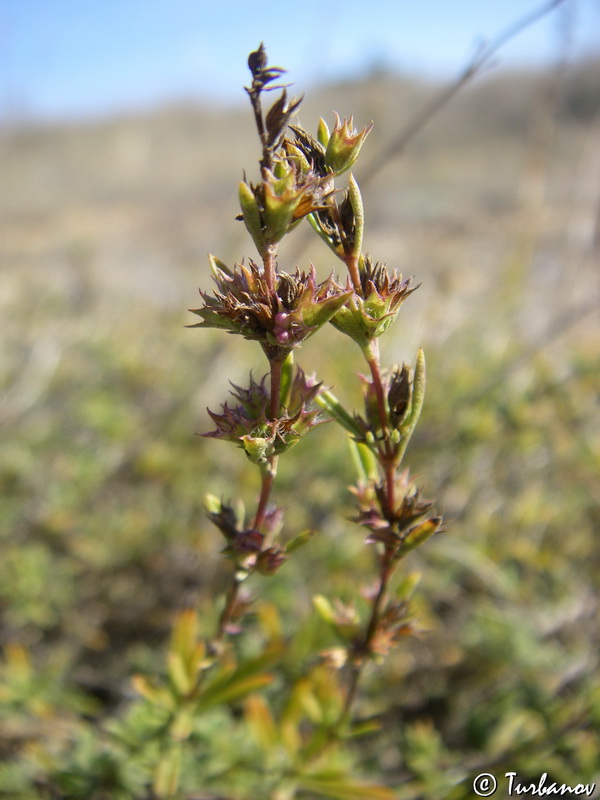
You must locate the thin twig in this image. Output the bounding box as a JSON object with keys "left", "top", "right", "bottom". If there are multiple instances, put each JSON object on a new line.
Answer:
{"left": 361, "top": 0, "right": 568, "bottom": 186}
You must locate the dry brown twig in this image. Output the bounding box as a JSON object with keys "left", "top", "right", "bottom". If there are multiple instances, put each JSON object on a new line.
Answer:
{"left": 361, "top": 0, "right": 570, "bottom": 185}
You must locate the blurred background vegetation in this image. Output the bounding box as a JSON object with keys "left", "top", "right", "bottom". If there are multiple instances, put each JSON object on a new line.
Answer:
{"left": 1, "top": 44, "right": 599, "bottom": 797}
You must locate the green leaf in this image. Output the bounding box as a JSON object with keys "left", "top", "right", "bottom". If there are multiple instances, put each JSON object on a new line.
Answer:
{"left": 153, "top": 745, "right": 181, "bottom": 799}
{"left": 397, "top": 517, "right": 442, "bottom": 557}
{"left": 313, "top": 594, "right": 335, "bottom": 624}
{"left": 285, "top": 528, "right": 316, "bottom": 554}
{"left": 245, "top": 694, "right": 279, "bottom": 749}
{"left": 197, "top": 672, "right": 274, "bottom": 710}
{"left": 167, "top": 651, "right": 193, "bottom": 696}
{"left": 316, "top": 390, "right": 364, "bottom": 438}
{"left": 396, "top": 347, "right": 426, "bottom": 464}
{"left": 198, "top": 641, "right": 283, "bottom": 710}
{"left": 298, "top": 773, "right": 395, "bottom": 800}
{"left": 131, "top": 675, "right": 174, "bottom": 709}
{"left": 170, "top": 609, "right": 202, "bottom": 673}
{"left": 348, "top": 439, "right": 378, "bottom": 483}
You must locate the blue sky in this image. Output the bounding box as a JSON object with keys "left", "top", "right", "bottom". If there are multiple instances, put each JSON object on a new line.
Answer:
{"left": 1, "top": 0, "right": 599, "bottom": 120}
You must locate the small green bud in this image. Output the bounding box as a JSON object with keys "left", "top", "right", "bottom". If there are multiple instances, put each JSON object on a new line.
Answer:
{"left": 204, "top": 494, "right": 222, "bottom": 515}
{"left": 262, "top": 173, "right": 301, "bottom": 244}
{"left": 329, "top": 259, "right": 416, "bottom": 347}
{"left": 285, "top": 529, "right": 316, "bottom": 554}
{"left": 324, "top": 113, "right": 373, "bottom": 174}
{"left": 241, "top": 434, "right": 274, "bottom": 464}
{"left": 313, "top": 594, "right": 336, "bottom": 624}
{"left": 396, "top": 571, "right": 422, "bottom": 600}
{"left": 285, "top": 141, "right": 311, "bottom": 174}
{"left": 317, "top": 117, "right": 330, "bottom": 148}
{"left": 397, "top": 517, "right": 442, "bottom": 557}
{"left": 239, "top": 181, "right": 265, "bottom": 254}
{"left": 208, "top": 253, "right": 232, "bottom": 279}
{"left": 347, "top": 174, "right": 364, "bottom": 258}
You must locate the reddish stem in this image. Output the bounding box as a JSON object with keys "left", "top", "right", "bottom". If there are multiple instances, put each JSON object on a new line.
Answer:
{"left": 263, "top": 247, "right": 277, "bottom": 294}
{"left": 216, "top": 577, "right": 243, "bottom": 641}
{"left": 269, "top": 358, "right": 282, "bottom": 420}
{"left": 253, "top": 461, "right": 277, "bottom": 531}
{"left": 364, "top": 340, "right": 397, "bottom": 524}
{"left": 344, "top": 253, "right": 362, "bottom": 294}
{"left": 364, "top": 340, "right": 387, "bottom": 432}
{"left": 339, "top": 555, "right": 394, "bottom": 726}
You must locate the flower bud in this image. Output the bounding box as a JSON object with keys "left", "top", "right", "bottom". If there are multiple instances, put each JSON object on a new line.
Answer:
{"left": 239, "top": 180, "right": 265, "bottom": 254}
{"left": 241, "top": 434, "right": 275, "bottom": 464}
{"left": 317, "top": 117, "right": 330, "bottom": 148}
{"left": 255, "top": 547, "right": 287, "bottom": 575}
{"left": 330, "top": 258, "right": 416, "bottom": 347}
{"left": 396, "top": 517, "right": 442, "bottom": 557}
{"left": 324, "top": 113, "right": 373, "bottom": 174}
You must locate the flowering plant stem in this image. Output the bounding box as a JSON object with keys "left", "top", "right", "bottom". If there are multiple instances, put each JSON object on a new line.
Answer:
{"left": 181, "top": 43, "right": 443, "bottom": 799}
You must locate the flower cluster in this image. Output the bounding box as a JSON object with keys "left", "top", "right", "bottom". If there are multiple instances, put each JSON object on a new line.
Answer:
{"left": 205, "top": 495, "right": 287, "bottom": 576}
{"left": 352, "top": 471, "right": 442, "bottom": 561}
{"left": 204, "top": 368, "right": 327, "bottom": 464}
{"left": 189, "top": 46, "right": 442, "bottom": 739}
{"left": 190, "top": 257, "right": 352, "bottom": 359}
{"left": 330, "top": 256, "right": 417, "bottom": 347}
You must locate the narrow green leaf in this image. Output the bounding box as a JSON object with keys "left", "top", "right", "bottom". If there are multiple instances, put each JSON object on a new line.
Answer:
{"left": 208, "top": 252, "right": 232, "bottom": 279}
{"left": 348, "top": 439, "right": 378, "bottom": 483}
{"left": 153, "top": 746, "right": 181, "bottom": 799}
{"left": 167, "top": 652, "right": 193, "bottom": 697}
{"left": 398, "top": 517, "right": 442, "bottom": 556}
{"left": 298, "top": 774, "right": 395, "bottom": 800}
{"left": 245, "top": 694, "right": 279, "bottom": 749}
{"left": 131, "top": 675, "right": 174, "bottom": 709}
{"left": 397, "top": 347, "right": 426, "bottom": 464}
{"left": 171, "top": 609, "right": 199, "bottom": 669}
{"left": 285, "top": 528, "right": 316, "bottom": 554}
{"left": 316, "top": 390, "right": 363, "bottom": 438}
{"left": 347, "top": 174, "right": 364, "bottom": 258}
{"left": 197, "top": 672, "right": 274, "bottom": 710}
{"left": 313, "top": 594, "right": 335, "bottom": 624}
